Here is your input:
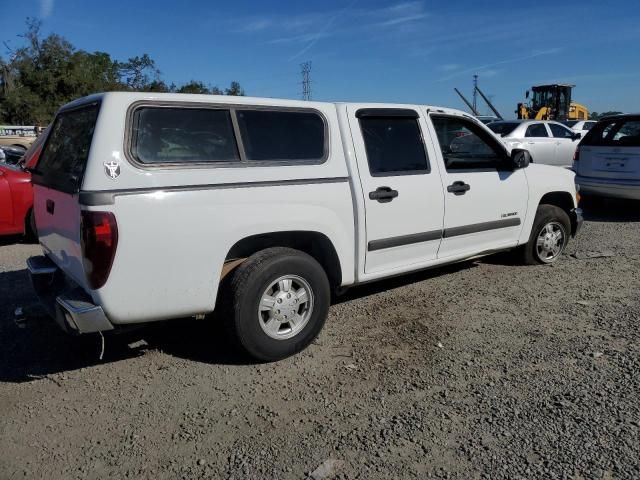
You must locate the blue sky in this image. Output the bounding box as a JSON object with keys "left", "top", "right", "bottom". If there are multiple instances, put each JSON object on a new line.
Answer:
{"left": 3, "top": 0, "right": 640, "bottom": 117}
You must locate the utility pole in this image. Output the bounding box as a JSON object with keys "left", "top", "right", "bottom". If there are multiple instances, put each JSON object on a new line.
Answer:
{"left": 472, "top": 74, "right": 478, "bottom": 114}
{"left": 301, "top": 61, "right": 312, "bottom": 101}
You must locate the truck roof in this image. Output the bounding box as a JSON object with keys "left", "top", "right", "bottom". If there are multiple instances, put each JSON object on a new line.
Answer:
{"left": 58, "top": 91, "right": 469, "bottom": 118}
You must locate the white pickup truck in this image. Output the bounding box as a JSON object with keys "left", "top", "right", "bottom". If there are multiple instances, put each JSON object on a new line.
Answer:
{"left": 27, "top": 92, "right": 582, "bottom": 361}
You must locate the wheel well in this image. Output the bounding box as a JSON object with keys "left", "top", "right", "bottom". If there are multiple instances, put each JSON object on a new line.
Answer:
{"left": 539, "top": 191, "right": 577, "bottom": 233}
{"left": 225, "top": 231, "right": 342, "bottom": 288}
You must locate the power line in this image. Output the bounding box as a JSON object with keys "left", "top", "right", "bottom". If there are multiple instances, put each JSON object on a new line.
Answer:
{"left": 301, "top": 61, "right": 312, "bottom": 101}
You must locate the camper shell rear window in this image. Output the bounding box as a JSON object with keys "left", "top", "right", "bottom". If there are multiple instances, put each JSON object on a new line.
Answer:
{"left": 34, "top": 103, "right": 100, "bottom": 193}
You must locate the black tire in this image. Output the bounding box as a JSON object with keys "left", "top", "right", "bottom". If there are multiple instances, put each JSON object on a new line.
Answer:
{"left": 223, "top": 247, "right": 330, "bottom": 362}
{"left": 521, "top": 204, "right": 571, "bottom": 265}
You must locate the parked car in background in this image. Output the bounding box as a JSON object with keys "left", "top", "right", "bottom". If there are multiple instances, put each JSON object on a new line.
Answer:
{"left": 563, "top": 120, "right": 597, "bottom": 136}
{"left": 487, "top": 120, "right": 581, "bottom": 167}
{"left": 574, "top": 114, "right": 640, "bottom": 200}
{"left": 0, "top": 145, "right": 27, "bottom": 165}
{"left": 28, "top": 92, "right": 580, "bottom": 361}
{"left": 0, "top": 130, "right": 48, "bottom": 238}
{"left": 0, "top": 125, "right": 41, "bottom": 150}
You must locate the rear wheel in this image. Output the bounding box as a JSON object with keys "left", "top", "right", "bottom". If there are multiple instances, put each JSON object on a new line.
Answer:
{"left": 521, "top": 205, "right": 571, "bottom": 265}
{"left": 223, "top": 247, "right": 330, "bottom": 361}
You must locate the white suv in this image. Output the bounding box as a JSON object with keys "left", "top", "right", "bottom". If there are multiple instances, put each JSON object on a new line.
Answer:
{"left": 574, "top": 114, "right": 640, "bottom": 200}
{"left": 27, "top": 92, "right": 582, "bottom": 360}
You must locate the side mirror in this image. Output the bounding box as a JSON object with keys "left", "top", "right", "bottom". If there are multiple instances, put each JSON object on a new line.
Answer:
{"left": 511, "top": 148, "right": 531, "bottom": 169}
{"left": 572, "top": 132, "right": 582, "bottom": 140}
{"left": 525, "top": 90, "right": 530, "bottom": 99}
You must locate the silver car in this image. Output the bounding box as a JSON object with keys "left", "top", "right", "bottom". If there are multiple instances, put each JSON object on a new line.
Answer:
{"left": 488, "top": 120, "right": 581, "bottom": 167}
{"left": 574, "top": 114, "right": 640, "bottom": 200}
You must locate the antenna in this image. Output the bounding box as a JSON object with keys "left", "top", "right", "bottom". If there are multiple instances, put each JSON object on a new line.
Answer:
{"left": 301, "top": 61, "right": 312, "bottom": 101}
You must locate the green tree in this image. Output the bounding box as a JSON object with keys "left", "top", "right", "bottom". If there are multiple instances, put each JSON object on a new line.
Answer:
{"left": 176, "top": 80, "right": 211, "bottom": 94}
{"left": 225, "top": 81, "right": 244, "bottom": 96}
{"left": 0, "top": 19, "right": 245, "bottom": 124}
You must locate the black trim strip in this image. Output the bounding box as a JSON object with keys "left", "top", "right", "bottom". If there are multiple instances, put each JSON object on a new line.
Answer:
{"left": 368, "top": 230, "right": 441, "bottom": 252}
{"left": 443, "top": 218, "right": 521, "bottom": 238}
{"left": 367, "top": 218, "right": 521, "bottom": 252}
{"left": 79, "top": 176, "right": 350, "bottom": 206}
{"left": 356, "top": 108, "right": 419, "bottom": 119}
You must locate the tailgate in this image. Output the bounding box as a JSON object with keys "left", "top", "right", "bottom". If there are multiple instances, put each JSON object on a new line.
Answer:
{"left": 31, "top": 102, "right": 100, "bottom": 288}
{"left": 578, "top": 146, "right": 640, "bottom": 181}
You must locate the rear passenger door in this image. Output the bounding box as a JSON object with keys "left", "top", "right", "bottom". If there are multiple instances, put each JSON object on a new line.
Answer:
{"left": 427, "top": 113, "right": 528, "bottom": 259}
{"left": 347, "top": 107, "right": 445, "bottom": 274}
{"left": 523, "top": 123, "right": 556, "bottom": 164}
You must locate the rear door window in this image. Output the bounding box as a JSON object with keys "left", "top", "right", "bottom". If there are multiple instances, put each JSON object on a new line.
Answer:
{"left": 525, "top": 124, "right": 549, "bottom": 137}
{"left": 34, "top": 103, "right": 100, "bottom": 193}
{"left": 236, "top": 110, "right": 325, "bottom": 162}
{"left": 131, "top": 107, "right": 240, "bottom": 164}
{"left": 583, "top": 118, "right": 640, "bottom": 147}
{"left": 359, "top": 115, "right": 429, "bottom": 176}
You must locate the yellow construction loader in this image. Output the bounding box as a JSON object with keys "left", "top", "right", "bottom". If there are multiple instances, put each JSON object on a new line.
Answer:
{"left": 517, "top": 84, "right": 589, "bottom": 121}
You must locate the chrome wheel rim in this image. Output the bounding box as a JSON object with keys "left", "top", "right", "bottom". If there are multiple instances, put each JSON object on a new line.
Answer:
{"left": 536, "top": 221, "right": 565, "bottom": 263}
{"left": 258, "top": 275, "right": 314, "bottom": 340}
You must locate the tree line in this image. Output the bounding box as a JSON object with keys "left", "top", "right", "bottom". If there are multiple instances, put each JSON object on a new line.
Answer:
{"left": 0, "top": 19, "right": 244, "bottom": 125}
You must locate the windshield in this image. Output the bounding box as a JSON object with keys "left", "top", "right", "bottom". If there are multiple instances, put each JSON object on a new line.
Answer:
{"left": 487, "top": 122, "right": 519, "bottom": 136}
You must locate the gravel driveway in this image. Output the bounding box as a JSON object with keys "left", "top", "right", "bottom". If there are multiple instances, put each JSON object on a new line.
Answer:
{"left": 1, "top": 199, "right": 639, "bottom": 479}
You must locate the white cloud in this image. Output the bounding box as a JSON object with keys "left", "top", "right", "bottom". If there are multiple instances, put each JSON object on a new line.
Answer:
{"left": 437, "top": 48, "right": 563, "bottom": 82}
{"left": 40, "top": 0, "right": 54, "bottom": 18}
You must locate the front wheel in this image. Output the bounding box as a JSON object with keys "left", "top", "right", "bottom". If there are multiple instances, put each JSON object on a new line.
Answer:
{"left": 223, "top": 247, "right": 330, "bottom": 361}
{"left": 521, "top": 205, "right": 571, "bottom": 265}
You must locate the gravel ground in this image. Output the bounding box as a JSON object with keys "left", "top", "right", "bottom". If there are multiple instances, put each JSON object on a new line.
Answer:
{"left": 1, "top": 198, "right": 639, "bottom": 480}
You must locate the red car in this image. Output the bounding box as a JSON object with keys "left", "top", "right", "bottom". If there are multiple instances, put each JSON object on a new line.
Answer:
{"left": 0, "top": 132, "right": 48, "bottom": 238}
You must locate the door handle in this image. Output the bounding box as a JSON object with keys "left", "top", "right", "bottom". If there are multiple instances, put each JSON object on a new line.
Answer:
{"left": 46, "top": 199, "right": 55, "bottom": 215}
{"left": 447, "top": 181, "right": 470, "bottom": 195}
{"left": 369, "top": 186, "right": 399, "bottom": 203}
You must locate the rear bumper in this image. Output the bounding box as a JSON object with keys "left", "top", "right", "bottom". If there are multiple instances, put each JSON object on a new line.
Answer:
{"left": 27, "top": 255, "right": 114, "bottom": 334}
{"left": 576, "top": 175, "right": 640, "bottom": 200}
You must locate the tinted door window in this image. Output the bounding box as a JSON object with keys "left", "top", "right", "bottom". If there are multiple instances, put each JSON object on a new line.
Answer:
{"left": 359, "top": 116, "right": 429, "bottom": 176}
{"left": 236, "top": 110, "right": 325, "bottom": 162}
{"left": 549, "top": 123, "right": 574, "bottom": 139}
{"left": 431, "top": 116, "right": 507, "bottom": 171}
{"left": 131, "top": 107, "right": 239, "bottom": 164}
{"left": 35, "top": 103, "right": 100, "bottom": 193}
{"left": 525, "top": 124, "right": 549, "bottom": 137}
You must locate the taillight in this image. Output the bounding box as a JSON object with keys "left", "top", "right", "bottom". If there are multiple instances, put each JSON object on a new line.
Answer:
{"left": 573, "top": 147, "right": 580, "bottom": 163}
{"left": 81, "top": 211, "right": 118, "bottom": 290}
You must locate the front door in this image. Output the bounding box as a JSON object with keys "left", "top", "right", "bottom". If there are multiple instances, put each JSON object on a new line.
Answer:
{"left": 348, "top": 106, "right": 445, "bottom": 274}
{"left": 426, "top": 113, "right": 529, "bottom": 259}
